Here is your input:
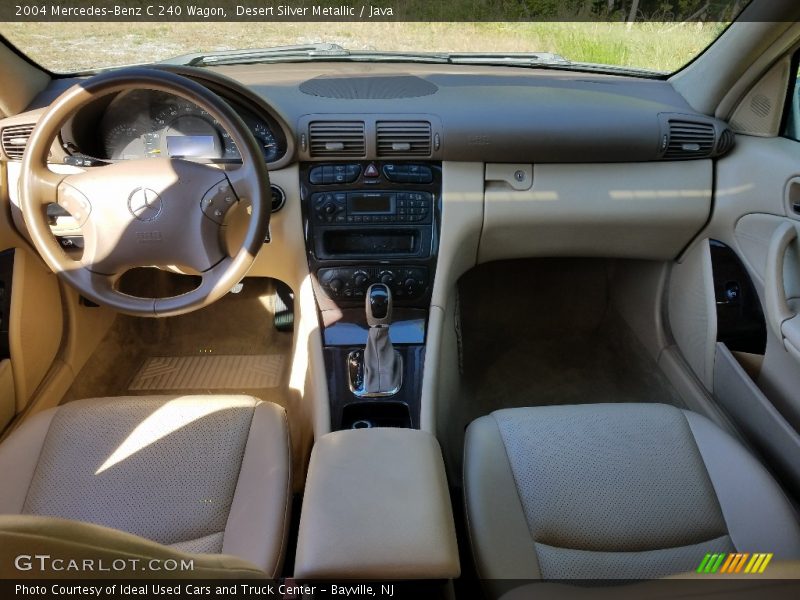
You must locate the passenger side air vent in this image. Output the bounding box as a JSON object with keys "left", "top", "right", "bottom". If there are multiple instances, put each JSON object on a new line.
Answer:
{"left": 663, "top": 119, "right": 716, "bottom": 159}
{"left": 308, "top": 121, "right": 365, "bottom": 157}
{"left": 376, "top": 121, "right": 432, "bottom": 157}
{"left": 1, "top": 123, "right": 35, "bottom": 160}
{"left": 716, "top": 128, "right": 735, "bottom": 156}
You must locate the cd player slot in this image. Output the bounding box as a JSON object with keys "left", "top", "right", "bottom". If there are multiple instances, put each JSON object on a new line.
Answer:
{"left": 322, "top": 229, "right": 420, "bottom": 257}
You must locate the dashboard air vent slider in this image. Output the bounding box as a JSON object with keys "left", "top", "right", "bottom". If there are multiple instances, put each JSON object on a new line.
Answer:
{"left": 308, "top": 121, "right": 366, "bottom": 157}
{"left": 376, "top": 121, "right": 432, "bottom": 157}
{"left": 1, "top": 124, "right": 35, "bottom": 160}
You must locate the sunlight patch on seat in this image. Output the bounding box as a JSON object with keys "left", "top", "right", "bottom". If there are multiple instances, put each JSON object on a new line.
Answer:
{"left": 95, "top": 396, "right": 252, "bottom": 474}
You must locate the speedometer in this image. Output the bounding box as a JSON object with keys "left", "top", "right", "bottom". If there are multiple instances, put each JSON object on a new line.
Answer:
{"left": 153, "top": 102, "right": 233, "bottom": 159}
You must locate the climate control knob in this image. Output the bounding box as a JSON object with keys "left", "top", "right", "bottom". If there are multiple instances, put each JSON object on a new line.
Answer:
{"left": 353, "top": 272, "right": 369, "bottom": 290}
{"left": 329, "top": 278, "right": 344, "bottom": 294}
{"left": 380, "top": 271, "right": 395, "bottom": 286}
{"left": 403, "top": 278, "right": 416, "bottom": 295}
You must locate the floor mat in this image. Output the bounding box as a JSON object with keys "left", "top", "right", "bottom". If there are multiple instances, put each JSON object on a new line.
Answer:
{"left": 441, "top": 259, "right": 686, "bottom": 484}
{"left": 129, "top": 354, "right": 285, "bottom": 391}
{"left": 60, "top": 276, "right": 313, "bottom": 492}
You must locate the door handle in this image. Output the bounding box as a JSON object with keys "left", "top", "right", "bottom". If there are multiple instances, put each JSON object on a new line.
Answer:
{"left": 764, "top": 220, "right": 800, "bottom": 358}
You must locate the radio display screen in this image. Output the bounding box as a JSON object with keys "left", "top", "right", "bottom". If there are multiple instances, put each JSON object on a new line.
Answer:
{"left": 349, "top": 193, "right": 393, "bottom": 214}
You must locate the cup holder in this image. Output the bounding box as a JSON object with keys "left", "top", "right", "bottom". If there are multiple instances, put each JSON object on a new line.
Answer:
{"left": 341, "top": 401, "right": 411, "bottom": 430}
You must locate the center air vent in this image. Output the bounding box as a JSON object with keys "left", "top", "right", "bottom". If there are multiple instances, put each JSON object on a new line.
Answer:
{"left": 664, "top": 119, "right": 716, "bottom": 159}
{"left": 376, "top": 121, "right": 432, "bottom": 157}
{"left": 308, "top": 121, "right": 365, "bottom": 158}
{"left": 1, "top": 123, "right": 35, "bottom": 160}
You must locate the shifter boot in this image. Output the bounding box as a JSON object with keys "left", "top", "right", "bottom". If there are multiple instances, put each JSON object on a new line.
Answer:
{"left": 363, "top": 326, "right": 402, "bottom": 393}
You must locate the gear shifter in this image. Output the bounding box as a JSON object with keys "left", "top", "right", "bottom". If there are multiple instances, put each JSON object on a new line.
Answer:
{"left": 348, "top": 283, "right": 402, "bottom": 397}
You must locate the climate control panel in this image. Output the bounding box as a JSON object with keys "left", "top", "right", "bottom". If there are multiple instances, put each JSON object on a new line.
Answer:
{"left": 318, "top": 266, "right": 429, "bottom": 301}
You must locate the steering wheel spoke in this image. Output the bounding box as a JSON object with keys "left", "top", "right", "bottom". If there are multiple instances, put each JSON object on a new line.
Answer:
{"left": 34, "top": 168, "right": 70, "bottom": 205}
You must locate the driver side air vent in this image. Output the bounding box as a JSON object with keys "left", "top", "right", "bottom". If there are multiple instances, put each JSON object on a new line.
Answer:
{"left": 1, "top": 123, "right": 35, "bottom": 160}
{"left": 308, "top": 121, "right": 365, "bottom": 157}
{"left": 376, "top": 121, "right": 432, "bottom": 157}
{"left": 664, "top": 119, "right": 716, "bottom": 159}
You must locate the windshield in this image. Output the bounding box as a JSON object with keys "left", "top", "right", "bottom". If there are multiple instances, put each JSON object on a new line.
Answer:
{"left": 0, "top": 2, "right": 748, "bottom": 75}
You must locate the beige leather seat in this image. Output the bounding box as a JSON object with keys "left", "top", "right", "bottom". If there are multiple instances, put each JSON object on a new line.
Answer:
{"left": 465, "top": 403, "right": 800, "bottom": 591}
{"left": 0, "top": 395, "right": 291, "bottom": 578}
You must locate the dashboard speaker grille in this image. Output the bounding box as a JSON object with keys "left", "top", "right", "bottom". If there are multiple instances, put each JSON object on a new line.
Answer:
{"left": 300, "top": 75, "right": 438, "bottom": 99}
{"left": 376, "top": 121, "right": 432, "bottom": 157}
{"left": 308, "top": 121, "right": 366, "bottom": 157}
{"left": 664, "top": 119, "right": 716, "bottom": 159}
{"left": 1, "top": 123, "right": 35, "bottom": 160}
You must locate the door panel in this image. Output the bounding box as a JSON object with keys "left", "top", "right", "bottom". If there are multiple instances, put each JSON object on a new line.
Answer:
{"left": 702, "top": 133, "right": 800, "bottom": 496}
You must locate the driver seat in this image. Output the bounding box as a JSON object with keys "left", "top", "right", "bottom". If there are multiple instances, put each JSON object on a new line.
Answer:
{"left": 0, "top": 395, "right": 291, "bottom": 578}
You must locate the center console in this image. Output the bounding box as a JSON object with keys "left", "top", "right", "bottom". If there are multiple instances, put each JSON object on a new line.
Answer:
{"left": 294, "top": 428, "right": 459, "bottom": 583}
{"left": 301, "top": 161, "right": 441, "bottom": 430}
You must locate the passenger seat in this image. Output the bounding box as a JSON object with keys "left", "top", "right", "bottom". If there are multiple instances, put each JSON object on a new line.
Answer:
{"left": 464, "top": 403, "right": 800, "bottom": 589}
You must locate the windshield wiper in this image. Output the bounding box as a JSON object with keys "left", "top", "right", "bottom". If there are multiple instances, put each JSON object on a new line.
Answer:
{"left": 163, "top": 43, "right": 350, "bottom": 67}
{"left": 166, "top": 47, "right": 568, "bottom": 68}
{"left": 446, "top": 52, "right": 570, "bottom": 67}
{"left": 162, "top": 46, "right": 659, "bottom": 77}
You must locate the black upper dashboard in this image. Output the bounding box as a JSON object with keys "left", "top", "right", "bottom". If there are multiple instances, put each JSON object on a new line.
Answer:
{"left": 2, "top": 62, "right": 734, "bottom": 165}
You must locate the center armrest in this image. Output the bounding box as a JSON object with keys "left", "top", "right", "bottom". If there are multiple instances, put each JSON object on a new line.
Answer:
{"left": 294, "top": 428, "right": 460, "bottom": 580}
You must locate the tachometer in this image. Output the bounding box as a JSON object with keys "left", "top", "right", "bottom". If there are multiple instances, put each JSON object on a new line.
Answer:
{"left": 219, "top": 120, "right": 280, "bottom": 162}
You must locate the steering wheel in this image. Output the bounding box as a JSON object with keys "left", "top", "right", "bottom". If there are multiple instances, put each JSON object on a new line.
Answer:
{"left": 19, "top": 68, "right": 270, "bottom": 317}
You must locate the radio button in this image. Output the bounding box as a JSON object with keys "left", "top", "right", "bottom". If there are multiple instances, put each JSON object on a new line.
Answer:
{"left": 332, "top": 165, "right": 347, "bottom": 183}
{"left": 309, "top": 166, "right": 324, "bottom": 184}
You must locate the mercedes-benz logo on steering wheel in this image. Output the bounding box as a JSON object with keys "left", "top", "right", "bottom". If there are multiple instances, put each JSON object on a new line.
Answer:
{"left": 128, "top": 187, "right": 163, "bottom": 221}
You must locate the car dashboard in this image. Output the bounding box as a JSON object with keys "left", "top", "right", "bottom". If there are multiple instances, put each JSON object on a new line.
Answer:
{"left": 0, "top": 60, "right": 733, "bottom": 432}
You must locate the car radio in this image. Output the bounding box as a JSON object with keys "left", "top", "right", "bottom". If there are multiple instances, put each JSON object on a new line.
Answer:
{"left": 302, "top": 161, "right": 441, "bottom": 308}
{"left": 311, "top": 190, "right": 432, "bottom": 225}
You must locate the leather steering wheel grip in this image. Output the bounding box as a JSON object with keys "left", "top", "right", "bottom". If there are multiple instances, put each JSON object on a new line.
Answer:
{"left": 764, "top": 220, "right": 800, "bottom": 359}
{"left": 19, "top": 67, "right": 271, "bottom": 317}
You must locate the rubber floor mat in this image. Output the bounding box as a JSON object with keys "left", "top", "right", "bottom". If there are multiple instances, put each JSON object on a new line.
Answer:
{"left": 128, "top": 354, "right": 285, "bottom": 391}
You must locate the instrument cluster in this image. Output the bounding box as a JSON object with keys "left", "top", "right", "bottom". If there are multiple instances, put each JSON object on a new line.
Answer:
{"left": 98, "top": 89, "right": 286, "bottom": 163}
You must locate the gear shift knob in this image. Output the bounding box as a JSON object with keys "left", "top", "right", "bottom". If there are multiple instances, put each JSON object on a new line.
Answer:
{"left": 350, "top": 283, "right": 401, "bottom": 396}
{"left": 366, "top": 283, "right": 392, "bottom": 327}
